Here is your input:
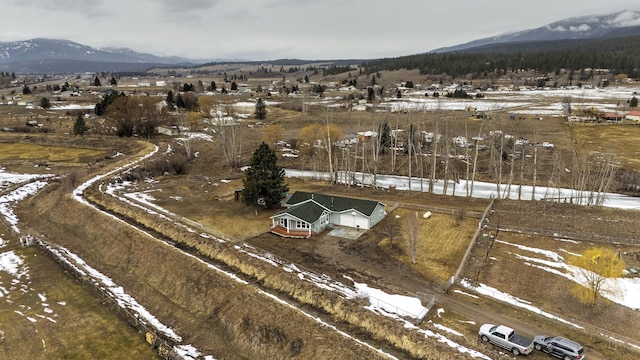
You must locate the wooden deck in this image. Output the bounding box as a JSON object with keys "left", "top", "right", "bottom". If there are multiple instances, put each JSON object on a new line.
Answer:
{"left": 269, "top": 226, "right": 316, "bottom": 238}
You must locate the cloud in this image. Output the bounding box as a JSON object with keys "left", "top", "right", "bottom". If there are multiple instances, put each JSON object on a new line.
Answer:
{"left": 9, "top": 0, "right": 108, "bottom": 18}
{"left": 607, "top": 10, "right": 640, "bottom": 27}
{"left": 154, "top": 0, "right": 223, "bottom": 23}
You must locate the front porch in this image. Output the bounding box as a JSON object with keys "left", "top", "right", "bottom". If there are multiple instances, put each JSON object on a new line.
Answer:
{"left": 269, "top": 225, "right": 316, "bottom": 239}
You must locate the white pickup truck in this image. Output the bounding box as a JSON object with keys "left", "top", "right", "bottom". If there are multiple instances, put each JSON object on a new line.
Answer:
{"left": 479, "top": 324, "right": 534, "bottom": 356}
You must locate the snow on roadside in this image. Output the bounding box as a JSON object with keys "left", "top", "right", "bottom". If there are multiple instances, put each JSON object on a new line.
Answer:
{"left": 238, "top": 245, "right": 490, "bottom": 358}
{"left": 0, "top": 180, "right": 50, "bottom": 233}
{"left": 72, "top": 144, "right": 159, "bottom": 206}
{"left": 0, "top": 168, "right": 52, "bottom": 189}
{"left": 460, "top": 238, "right": 640, "bottom": 341}
{"left": 354, "top": 282, "right": 427, "bottom": 319}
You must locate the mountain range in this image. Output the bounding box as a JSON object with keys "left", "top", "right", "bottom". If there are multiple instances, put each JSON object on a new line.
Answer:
{"left": 0, "top": 38, "right": 196, "bottom": 73}
{"left": 433, "top": 10, "right": 640, "bottom": 52}
{"left": 1, "top": 10, "right": 640, "bottom": 74}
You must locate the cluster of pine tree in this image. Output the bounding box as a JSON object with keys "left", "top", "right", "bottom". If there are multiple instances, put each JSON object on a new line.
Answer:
{"left": 364, "top": 36, "right": 640, "bottom": 78}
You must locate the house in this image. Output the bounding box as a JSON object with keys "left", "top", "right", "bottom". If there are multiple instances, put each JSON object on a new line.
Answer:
{"left": 334, "top": 133, "right": 357, "bottom": 148}
{"left": 452, "top": 136, "right": 467, "bottom": 148}
{"left": 625, "top": 111, "right": 640, "bottom": 122}
{"left": 270, "top": 191, "right": 386, "bottom": 238}
{"left": 157, "top": 125, "right": 180, "bottom": 136}
{"left": 60, "top": 90, "right": 81, "bottom": 98}
{"left": 357, "top": 130, "right": 378, "bottom": 143}
{"left": 602, "top": 112, "right": 623, "bottom": 121}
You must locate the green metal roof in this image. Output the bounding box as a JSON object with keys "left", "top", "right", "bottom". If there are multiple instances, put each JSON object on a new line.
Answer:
{"left": 285, "top": 191, "right": 382, "bottom": 216}
{"left": 279, "top": 201, "right": 328, "bottom": 223}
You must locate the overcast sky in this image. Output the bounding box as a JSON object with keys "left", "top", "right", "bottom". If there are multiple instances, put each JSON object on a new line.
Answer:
{"left": 2, "top": 0, "right": 639, "bottom": 61}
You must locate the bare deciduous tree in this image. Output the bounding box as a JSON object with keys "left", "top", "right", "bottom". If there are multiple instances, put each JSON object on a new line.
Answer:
{"left": 381, "top": 214, "right": 402, "bottom": 249}
{"left": 211, "top": 101, "right": 243, "bottom": 169}
{"left": 406, "top": 212, "right": 420, "bottom": 264}
{"left": 107, "top": 96, "right": 166, "bottom": 138}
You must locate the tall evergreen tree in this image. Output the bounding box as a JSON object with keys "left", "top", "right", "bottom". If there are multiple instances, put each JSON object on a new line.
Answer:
{"left": 630, "top": 96, "right": 638, "bottom": 108}
{"left": 175, "top": 93, "right": 185, "bottom": 109}
{"left": 242, "top": 142, "right": 289, "bottom": 209}
{"left": 73, "top": 115, "right": 89, "bottom": 136}
{"left": 94, "top": 76, "right": 101, "bottom": 86}
{"left": 367, "top": 87, "right": 375, "bottom": 102}
{"left": 166, "top": 91, "right": 176, "bottom": 109}
{"left": 255, "top": 98, "right": 267, "bottom": 120}
{"left": 39, "top": 97, "right": 51, "bottom": 109}
{"left": 110, "top": 77, "right": 118, "bottom": 86}
{"left": 95, "top": 91, "right": 124, "bottom": 116}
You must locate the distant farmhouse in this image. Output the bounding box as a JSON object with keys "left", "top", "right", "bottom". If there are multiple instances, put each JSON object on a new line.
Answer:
{"left": 270, "top": 191, "right": 386, "bottom": 238}
{"left": 626, "top": 111, "right": 640, "bottom": 122}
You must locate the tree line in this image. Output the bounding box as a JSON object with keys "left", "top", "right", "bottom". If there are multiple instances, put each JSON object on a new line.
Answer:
{"left": 363, "top": 35, "right": 640, "bottom": 79}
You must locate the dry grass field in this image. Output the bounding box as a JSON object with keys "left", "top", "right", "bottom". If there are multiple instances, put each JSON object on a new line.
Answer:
{"left": 0, "top": 225, "right": 158, "bottom": 360}
{"left": 378, "top": 208, "right": 478, "bottom": 284}
{"left": 0, "top": 142, "right": 105, "bottom": 165}
{"left": 571, "top": 123, "right": 640, "bottom": 170}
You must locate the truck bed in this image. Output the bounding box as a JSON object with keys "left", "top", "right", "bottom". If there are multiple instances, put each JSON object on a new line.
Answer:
{"left": 511, "top": 333, "right": 533, "bottom": 348}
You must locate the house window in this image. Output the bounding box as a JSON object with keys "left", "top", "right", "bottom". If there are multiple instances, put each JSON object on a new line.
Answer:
{"left": 297, "top": 221, "right": 309, "bottom": 229}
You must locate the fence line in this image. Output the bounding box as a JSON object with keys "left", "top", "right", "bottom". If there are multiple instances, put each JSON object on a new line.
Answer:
{"left": 34, "top": 238, "right": 182, "bottom": 360}
{"left": 446, "top": 197, "right": 495, "bottom": 292}
{"left": 457, "top": 205, "right": 640, "bottom": 352}
{"left": 395, "top": 202, "right": 483, "bottom": 219}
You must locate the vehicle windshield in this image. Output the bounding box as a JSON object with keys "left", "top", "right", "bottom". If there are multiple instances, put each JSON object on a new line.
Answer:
{"left": 543, "top": 336, "right": 554, "bottom": 342}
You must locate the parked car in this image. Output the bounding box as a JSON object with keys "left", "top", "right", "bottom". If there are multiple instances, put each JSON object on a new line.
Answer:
{"left": 479, "top": 324, "right": 534, "bottom": 356}
{"left": 533, "top": 335, "right": 585, "bottom": 360}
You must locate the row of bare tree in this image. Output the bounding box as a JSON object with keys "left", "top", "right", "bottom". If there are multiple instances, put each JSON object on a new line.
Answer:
{"left": 290, "top": 106, "right": 623, "bottom": 205}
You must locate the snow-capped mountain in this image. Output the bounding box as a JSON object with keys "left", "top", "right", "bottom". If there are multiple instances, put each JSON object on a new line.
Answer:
{"left": 0, "top": 38, "right": 196, "bottom": 73}
{"left": 434, "top": 10, "right": 640, "bottom": 53}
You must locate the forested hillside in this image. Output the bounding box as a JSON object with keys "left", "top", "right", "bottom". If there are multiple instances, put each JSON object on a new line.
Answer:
{"left": 364, "top": 36, "right": 640, "bottom": 78}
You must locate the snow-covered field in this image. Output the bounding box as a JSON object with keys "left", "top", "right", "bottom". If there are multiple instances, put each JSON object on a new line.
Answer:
{"left": 11, "top": 84, "right": 639, "bottom": 117}
{"left": 381, "top": 86, "right": 638, "bottom": 114}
